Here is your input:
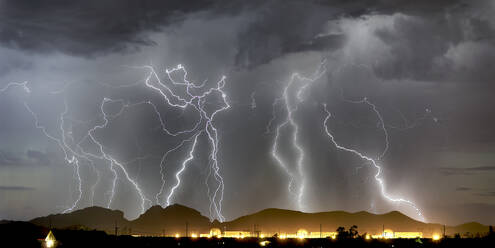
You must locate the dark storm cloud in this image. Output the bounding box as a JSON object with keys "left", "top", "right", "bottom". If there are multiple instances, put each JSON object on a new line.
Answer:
{"left": 0, "top": 0, "right": 217, "bottom": 56}
{"left": 232, "top": 0, "right": 466, "bottom": 68}
{"left": 0, "top": 0, "right": 466, "bottom": 62}
{"left": 371, "top": 12, "right": 495, "bottom": 82}
{"left": 1, "top": 0, "right": 494, "bottom": 224}
{"left": 0, "top": 186, "right": 35, "bottom": 191}
{"left": 2, "top": 0, "right": 350, "bottom": 61}
{"left": 233, "top": 1, "right": 345, "bottom": 68}
{"left": 439, "top": 166, "right": 495, "bottom": 176}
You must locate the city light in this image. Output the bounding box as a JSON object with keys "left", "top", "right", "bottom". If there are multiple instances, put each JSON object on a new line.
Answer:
{"left": 44, "top": 230, "right": 56, "bottom": 248}
{"left": 259, "top": 241, "right": 270, "bottom": 246}
{"left": 297, "top": 229, "right": 308, "bottom": 240}
{"left": 46, "top": 240, "right": 54, "bottom": 248}
{"left": 168, "top": 229, "right": 432, "bottom": 240}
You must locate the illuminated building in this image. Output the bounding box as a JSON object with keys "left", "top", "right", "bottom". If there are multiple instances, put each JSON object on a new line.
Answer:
{"left": 432, "top": 234, "right": 441, "bottom": 241}
{"left": 297, "top": 229, "right": 308, "bottom": 239}
{"left": 309, "top": 232, "right": 337, "bottom": 239}
{"left": 394, "top": 232, "right": 423, "bottom": 238}
{"left": 371, "top": 229, "right": 423, "bottom": 239}
{"left": 383, "top": 229, "right": 394, "bottom": 239}
{"left": 43, "top": 230, "right": 56, "bottom": 248}
{"left": 210, "top": 228, "right": 222, "bottom": 238}
{"left": 214, "top": 228, "right": 423, "bottom": 240}
{"left": 199, "top": 234, "right": 211, "bottom": 238}
{"left": 223, "top": 231, "right": 251, "bottom": 238}
{"left": 371, "top": 234, "right": 383, "bottom": 239}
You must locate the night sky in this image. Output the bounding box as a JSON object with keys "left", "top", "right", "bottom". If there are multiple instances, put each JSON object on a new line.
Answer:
{"left": 0, "top": 0, "right": 494, "bottom": 226}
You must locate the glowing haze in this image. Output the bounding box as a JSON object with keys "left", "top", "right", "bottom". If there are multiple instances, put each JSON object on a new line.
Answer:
{"left": 0, "top": 0, "right": 494, "bottom": 226}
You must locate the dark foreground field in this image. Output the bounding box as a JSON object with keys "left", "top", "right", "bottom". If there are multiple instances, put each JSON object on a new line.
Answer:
{"left": 2, "top": 221, "right": 494, "bottom": 248}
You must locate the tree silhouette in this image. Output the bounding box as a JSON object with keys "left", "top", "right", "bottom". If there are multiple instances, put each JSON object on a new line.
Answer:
{"left": 349, "top": 225, "right": 359, "bottom": 238}
{"left": 336, "top": 226, "right": 348, "bottom": 239}
{"left": 336, "top": 225, "right": 359, "bottom": 239}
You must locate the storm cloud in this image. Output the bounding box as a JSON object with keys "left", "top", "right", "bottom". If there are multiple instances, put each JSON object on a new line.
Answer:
{"left": 0, "top": 0, "right": 494, "bottom": 225}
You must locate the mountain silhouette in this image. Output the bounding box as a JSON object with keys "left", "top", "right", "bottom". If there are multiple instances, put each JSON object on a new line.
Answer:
{"left": 29, "top": 205, "right": 491, "bottom": 237}
{"left": 31, "top": 206, "right": 130, "bottom": 233}
{"left": 131, "top": 204, "right": 211, "bottom": 235}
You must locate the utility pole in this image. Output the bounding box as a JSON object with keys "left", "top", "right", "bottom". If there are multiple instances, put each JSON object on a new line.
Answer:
{"left": 443, "top": 225, "right": 446, "bottom": 237}
{"left": 320, "top": 224, "right": 322, "bottom": 238}
{"left": 252, "top": 224, "right": 260, "bottom": 238}
{"left": 185, "top": 222, "right": 189, "bottom": 238}
{"left": 115, "top": 221, "right": 119, "bottom": 237}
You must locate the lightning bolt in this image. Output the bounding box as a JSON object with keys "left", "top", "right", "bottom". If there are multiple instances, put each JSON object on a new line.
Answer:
{"left": 23, "top": 96, "right": 84, "bottom": 213}
{"left": 1, "top": 62, "right": 229, "bottom": 222}
{"left": 140, "top": 64, "right": 229, "bottom": 221}
{"left": 78, "top": 97, "right": 151, "bottom": 213}
{"left": 2, "top": 59, "right": 428, "bottom": 222}
{"left": 266, "top": 60, "right": 426, "bottom": 220}
{"left": 267, "top": 62, "right": 327, "bottom": 211}
{"left": 166, "top": 132, "right": 201, "bottom": 206}
{"left": 339, "top": 96, "right": 389, "bottom": 160}
{"left": 322, "top": 103, "right": 425, "bottom": 221}
{"left": 0, "top": 81, "right": 30, "bottom": 94}
{"left": 0, "top": 83, "right": 89, "bottom": 210}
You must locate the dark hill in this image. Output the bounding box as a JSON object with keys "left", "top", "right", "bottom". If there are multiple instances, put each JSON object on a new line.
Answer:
{"left": 130, "top": 204, "right": 211, "bottom": 235}
{"left": 222, "top": 208, "right": 441, "bottom": 235}
{"left": 29, "top": 205, "right": 490, "bottom": 238}
{"left": 30, "top": 206, "right": 129, "bottom": 233}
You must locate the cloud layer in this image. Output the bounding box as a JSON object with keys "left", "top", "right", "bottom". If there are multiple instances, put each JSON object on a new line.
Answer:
{"left": 0, "top": 0, "right": 494, "bottom": 225}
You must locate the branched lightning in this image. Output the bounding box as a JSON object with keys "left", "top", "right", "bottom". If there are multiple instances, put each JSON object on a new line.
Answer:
{"left": 0, "top": 81, "right": 30, "bottom": 94}
{"left": 165, "top": 132, "right": 202, "bottom": 206}
{"left": 139, "top": 64, "right": 230, "bottom": 221}
{"left": 1, "top": 63, "right": 229, "bottom": 221}
{"left": 23, "top": 96, "right": 85, "bottom": 213}
{"left": 266, "top": 60, "right": 427, "bottom": 221}
{"left": 2, "top": 58, "right": 431, "bottom": 222}
{"left": 322, "top": 103, "right": 424, "bottom": 221}
{"left": 75, "top": 97, "right": 151, "bottom": 213}
{"left": 267, "top": 62, "right": 327, "bottom": 211}
{"left": 340, "top": 96, "right": 389, "bottom": 160}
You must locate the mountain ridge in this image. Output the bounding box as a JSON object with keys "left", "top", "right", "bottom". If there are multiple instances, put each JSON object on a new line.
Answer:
{"left": 29, "top": 204, "right": 491, "bottom": 237}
